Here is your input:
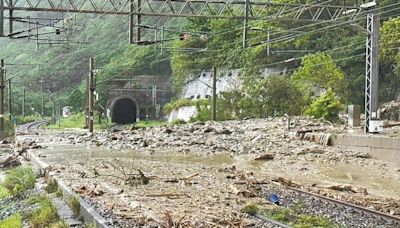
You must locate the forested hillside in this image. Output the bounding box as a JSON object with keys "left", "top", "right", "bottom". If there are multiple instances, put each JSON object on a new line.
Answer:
{"left": 0, "top": 0, "right": 399, "bottom": 120}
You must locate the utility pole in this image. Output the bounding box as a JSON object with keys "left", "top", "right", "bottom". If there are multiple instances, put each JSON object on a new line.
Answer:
{"left": 212, "top": 67, "right": 217, "bottom": 121}
{"left": 0, "top": 60, "right": 4, "bottom": 133}
{"left": 242, "top": 0, "right": 249, "bottom": 48}
{"left": 364, "top": 1, "right": 380, "bottom": 133}
{"left": 161, "top": 26, "right": 164, "bottom": 54}
{"left": 39, "top": 79, "right": 44, "bottom": 117}
{"left": 136, "top": 0, "right": 142, "bottom": 42}
{"left": 22, "top": 87, "right": 25, "bottom": 118}
{"left": 129, "top": 0, "right": 134, "bottom": 43}
{"left": 88, "top": 57, "right": 95, "bottom": 133}
{"left": 7, "top": 79, "right": 11, "bottom": 121}
{"left": 0, "top": 0, "right": 4, "bottom": 36}
{"left": 8, "top": 0, "right": 13, "bottom": 35}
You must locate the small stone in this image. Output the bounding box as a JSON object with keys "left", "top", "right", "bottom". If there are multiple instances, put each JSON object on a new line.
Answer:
{"left": 254, "top": 153, "right": 274, "bottom": 160}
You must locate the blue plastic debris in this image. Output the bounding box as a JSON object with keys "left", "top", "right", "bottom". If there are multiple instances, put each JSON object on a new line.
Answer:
{"left": 268, "top": 193, "right": 280, "bottom": 205}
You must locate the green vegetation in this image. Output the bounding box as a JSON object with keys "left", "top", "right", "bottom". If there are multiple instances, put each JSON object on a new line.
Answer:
{"left": 163, "top": 99, "right": 209, "bottom": 114}
{"left": 0, "top": 214, "right": 22, "bottom": 228}
{"left": 241, "top": 204, "right": 259, "bottom": 215}
{"left": 2, "top": 166, "right": 36, "bottom": 197}
{"left": 304, "top": 89, "right": 342, "bottom": 121}
{"left": 29, "top": 197, "right": 58, "bottom": 227}
{"left": 266, "top": 207, "right": 336, "bottom": 228}
{"left": 69, "top": 196, "right": 80, "bottom": 216}
{"left": 0, "top": 186, "right": 10, "bottom": 199}
{"left": 49, "top": 220, "right": 70, "bottom": 228}
{"left": 241, "top": 203, "right": 337, "bottom": 228}
{"left": 85, "top": 222, "right": 98, "bottom": 228}
{"left": 47, "top": 112, "right": 111, "bottom": 130}
{"left": 45, "top": 180, "right": 58, "bottom": 194}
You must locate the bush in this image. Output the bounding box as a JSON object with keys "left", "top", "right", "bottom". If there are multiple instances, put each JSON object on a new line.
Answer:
{"left": 304, "top": 89, "right": 341, "bottom": 121}
{"left": 0, "top": 214, "right": 22, "bottom": 228}
{"left": 29, "top": 197, "right": 58, "bottom": 227}
{"left": 2, "top": 166, "right": 36, "bottom": 197}
{"left": 0, "top": 186, "right": 10, "bottom": 199}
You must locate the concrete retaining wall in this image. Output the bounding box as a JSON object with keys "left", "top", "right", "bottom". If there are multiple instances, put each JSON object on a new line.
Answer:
{"left": 331, "top": 134, "right": 400, "bottom": 163}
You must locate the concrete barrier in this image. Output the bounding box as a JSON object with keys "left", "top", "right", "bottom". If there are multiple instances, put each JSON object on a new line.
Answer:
{"left": 27, "top": 151, "right": 110, "bottom": 228}
{"left": 295, "top": 131, "right": 400, "bottom": 163}
{"left": 331, "top": 134, "right": 400, "bottom": 163}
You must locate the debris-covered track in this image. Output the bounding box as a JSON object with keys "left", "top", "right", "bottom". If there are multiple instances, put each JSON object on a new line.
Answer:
{"left": 17, "top": 120, "right": 48, "bottom": 133}
{"left": 287, "top": 186, "right": 400, "bottom": 225}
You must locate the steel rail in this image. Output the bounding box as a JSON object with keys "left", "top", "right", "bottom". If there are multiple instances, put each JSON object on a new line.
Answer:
{"left": 287, "top": 186, "right": 400, "bottom": 225}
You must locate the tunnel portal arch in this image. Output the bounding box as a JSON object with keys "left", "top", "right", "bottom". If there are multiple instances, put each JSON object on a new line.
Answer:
{"left": 110, "top": 96, "right": 140, "bottom": 124}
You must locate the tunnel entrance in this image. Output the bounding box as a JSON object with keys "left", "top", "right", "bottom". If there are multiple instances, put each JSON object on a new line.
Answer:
{"left": 111, "top": 98, "right": 137, "bottom": 124}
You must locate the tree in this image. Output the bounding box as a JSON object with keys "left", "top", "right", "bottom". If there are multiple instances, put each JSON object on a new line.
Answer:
{"left": 304, "top": 89, "right": 341, "bottom": 121}
{"left": 291, "top": 52, "right": 345, "bottom": 99}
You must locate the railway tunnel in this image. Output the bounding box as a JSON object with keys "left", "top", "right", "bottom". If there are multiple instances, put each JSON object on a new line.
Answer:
{"left": 110, "top": 97, "right": 139, "bottom": 124}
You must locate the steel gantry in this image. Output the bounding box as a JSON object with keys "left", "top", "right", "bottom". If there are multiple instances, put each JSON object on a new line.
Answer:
{"left": 0, "top": 0, "right": 362, "bottom": 38}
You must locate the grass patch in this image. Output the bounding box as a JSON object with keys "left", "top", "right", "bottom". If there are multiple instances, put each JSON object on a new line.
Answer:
{"left": 163, "top": 98, "right": 209, "bottom": 114}
{"left": 0, "top": 186, "right": 10, "bottom": 199}
{"left": 29, "top": 197, "right": 58, "bottom": 227}
{"left": 45, "top": 180, "right": 58, "bottom": 194}
{"left": 2, "top": 166, "right": 36, "bottom": 197}
{"left": 55, "top": 189, "right": 63, "bottom": 198}
{"left": 85, "top": 222, "right": 97, "bottom": 228}
{"left": 48, "top": 113, "right": 111, "bottom": 130}
{"left": 69, "top": 196, "right": 80, "bottom": 216}
{"left": 0, "top": 214, "right": 22, "bottom": 228}
{"left": 265, "top": 207, "right": 337, "bottom": 228}
{"left": 241, "top": 203, "right": 259, "bottom": 215}
{"left": 49, "top": 220, "right": 69, "bottom": 228}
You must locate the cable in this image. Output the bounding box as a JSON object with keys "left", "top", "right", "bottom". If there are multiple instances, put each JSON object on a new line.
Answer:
{"left": 244, "top": 2, "right": 400, "bottom": 47}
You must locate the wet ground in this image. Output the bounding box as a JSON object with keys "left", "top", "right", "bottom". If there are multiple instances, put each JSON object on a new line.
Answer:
{"left": 17, "top": 119, "right": 400, "bottom": 227}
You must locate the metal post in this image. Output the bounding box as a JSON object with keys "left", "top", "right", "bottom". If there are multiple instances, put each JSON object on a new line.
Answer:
{"left": 242, "top": 0, "right": 249, "bottom": 48}
{"left": 39, "top": 78, "right": 44, "bottom": 117}
{"left": 7, "top": 79, "right": 11, "bottom": 121}
{"left": 129, "top": 0, "right": 134, "bottom": 43}
{"left": 161, "top": 26, "right": 164, "bottom": 54}
{"left": 365, "top": 5, "right": 379, "bottom": 133}
{"left": 136, "top": 0, "right": 141, "bottom": 42}
{"left": 88, "top": 57, "right": 94, "bottom": 133}
{"left": 0, "top": 0, "right": 4, "bottom": 36}
{"left": 0, "top": 59, "right": 4, "bottom": 133}
{"left": 212, "top": 67, "right": 217, "bottom": 121}
{"left": 267, "top": 27, "right": 270, "bottom": 56}
{"left": 22, "top": 87, "right": 25, "bottom": 118}
{"left": 8, "top": 0, "right": 13, "bottom": 36}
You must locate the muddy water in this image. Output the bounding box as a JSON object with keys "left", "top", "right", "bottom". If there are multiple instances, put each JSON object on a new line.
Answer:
{"left": 36, "top": 143, "right": 400, "bottom": 199}
{"left": 319, "top": 163, "right": 400, "bottom": 198}
{"left": 40, "top": 144, "right": 234, "bottom": 167}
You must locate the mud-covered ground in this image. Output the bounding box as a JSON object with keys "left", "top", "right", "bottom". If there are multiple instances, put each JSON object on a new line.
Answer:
{"left": 14, "top": 118, "right": 400, "bottom": 227}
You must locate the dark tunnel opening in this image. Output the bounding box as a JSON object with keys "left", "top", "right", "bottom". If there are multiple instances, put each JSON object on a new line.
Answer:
{"left": 112, "top": 98, "right": 137, "bottom": 124}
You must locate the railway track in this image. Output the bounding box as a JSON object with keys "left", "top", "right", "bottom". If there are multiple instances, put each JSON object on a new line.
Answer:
{"left": 287, "top": 186, "right": 400, "bottom": 225}
{"left": 16, "top": 120, "right": 49, "bottom": 133}
{"left": 257, "top": 184, "right": 400, "bottom": 227}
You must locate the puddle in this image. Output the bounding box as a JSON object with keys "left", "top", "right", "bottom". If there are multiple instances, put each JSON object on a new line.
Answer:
{"left": 319, "top": 163, "right": 400, "bottom": 198}
{"left": 37, "top": 145, "right": 234, "bottom": 167}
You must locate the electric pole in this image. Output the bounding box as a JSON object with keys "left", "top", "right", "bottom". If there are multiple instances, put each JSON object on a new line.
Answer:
{"left": 7, "top": 79, "right": 11, "bottom": 121}
{"left": 39, "top": 78, "right": 44, "bottom": 117}
{"left": 242, "top": 0, "right": 249, "bottom": 48}
{"left": 364, "top": 1, "right": 380, "bottom": 133}
{"left": 212, "top": 67, "right": 217, "bottom": 121}
{"left": 88, "top": 57, "right": 95, "bottom": 133}
{"left": 22, "top": 87, "right": 25, "bottom": 118}
{"left": 0, "top": 59, "right": 4, "bottom": 134}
